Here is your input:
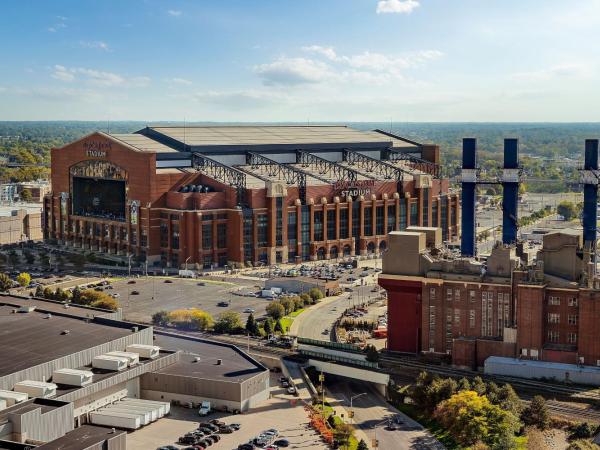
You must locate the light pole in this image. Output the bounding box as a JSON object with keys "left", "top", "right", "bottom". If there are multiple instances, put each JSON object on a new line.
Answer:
{"left": 185, "top": 256, "right": 191, "bottom": 271}
{"left": 349, "top": 392, "right": 367, "bottom": 425}
{"left": 127, "top": 253, "right": 132, "bottom": 278}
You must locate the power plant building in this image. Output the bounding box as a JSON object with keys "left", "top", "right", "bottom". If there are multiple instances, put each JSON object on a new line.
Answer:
{"left": 43, "top": 126, "right": 459, "bottom": 268}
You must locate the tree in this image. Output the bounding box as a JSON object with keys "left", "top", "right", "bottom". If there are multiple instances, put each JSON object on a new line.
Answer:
{"left": 522, "top": 395, "right": 550, "bottom": 430}
{"left": 496, "top": 384, "right": 522, "bottom": 417}
{"left": 274, "top": 319, "right": 285, "bottom": 334}
{"left": 279, "top": 297, "right": 295, "bottom": 315}
{"left": 570, "top": 422, "right": 597, "bottom": 440}
{"left": 471, "top": 376, "right": 487, "bottom": 396}
{"left": 91, "top": 296, "right": 120, "bottom": 311}
{"left": 20, "top": 189, "right": 32, "bottom": 202}
{"left": 151, "top": 310, "right": 170, "bottom": 327}
{"left": 300, "top": 293, "right": 312, "bottom": 305}
{"left": 0, "top": 273, "right": 13, "bottom": 292}
{"left": 43, "top": 287, "right": 54, "bottom": 299}
{"left": 266, "top": 302, "right": 285, "bottom": 320}
{"left": 190, "top": 309, "right": 214, "bottom": 331}
{"left": 245, "top": 313, "right": 260, "bottom": 336}
{"left": 263, "top": 317, "right": 274, "bottom": 336}
{"left": 308, "top": 287, "right": 324, "bottom": 302}
{"left": 23, "top": 251, "right": 35, "bottom": 264}
{"left": 34, "top": 285, "right": 43, "bottom": 297}
{"left": 214, "top": 311, "right": 243, "bottom": 334}
{"left": 458, "top": 377, "right": 472, "bottom": 392}
{"left": 71, "top": 286, "right": 81, "bottom": 304}
{"left": 357, "top": 439, "right": 369, "bottom": 450}
{"left": 557, "top": 201, "right": 579, "bottom": 221}
{"left": 16, "top": 272, "right": 31, "bottom": 287}
{"left": 292, "top": 295, "right": 304, "bottom": 311}
{"left": 365, "top": 344, "right": 380, "bottom": 363}
{"left": 333, "top": 422, "right": 354, "bottom": 449}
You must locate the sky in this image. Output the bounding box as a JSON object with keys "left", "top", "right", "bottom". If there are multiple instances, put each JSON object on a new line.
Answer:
{"left": 1, "top": 0, "right": 600, "bottom": 122}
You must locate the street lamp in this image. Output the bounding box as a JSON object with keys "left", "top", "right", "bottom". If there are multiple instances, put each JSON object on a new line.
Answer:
{"left": 349, "top": 392, "right": 367, "bottom": 425}
{"left": 185, "top": 256, "right": 191, "bottom": 271}
{"left": 127, "top": 253, "right": 132, "bottom": 278}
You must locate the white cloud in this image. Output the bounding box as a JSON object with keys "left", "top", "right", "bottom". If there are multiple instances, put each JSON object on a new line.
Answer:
{"left": 48, "top": 16, "right": 67, "bottom": 32}
{"left": 50, "top": 65, "right": 150, "bottom": 87}
{"left": 376, "top": 0, "right": 420, "bottom": 14}
{"left": 301, "top": 45, "right": 338, "bottom": 61}
{"left": 168, "top": 10, "right": 182, "bottom": 17}
{"left": 511, "top": 63, "right": 591, "bottom": 82}
{"left": 168, "top": 77, "right": 193, "bottom": 85}
{"left": 254, "top": 57, "right": 333, "bottom": 86}
{"left": 79, "top": 41, "right": 111, "bottom": 51}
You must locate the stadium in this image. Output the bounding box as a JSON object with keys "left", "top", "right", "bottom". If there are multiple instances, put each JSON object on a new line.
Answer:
{"left": 44, "top": 126, "right": 459, "bottom": 268}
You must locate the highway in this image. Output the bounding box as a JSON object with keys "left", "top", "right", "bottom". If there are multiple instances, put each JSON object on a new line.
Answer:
{"left": 325, "top": 378, "right": 444, "bottom": 450}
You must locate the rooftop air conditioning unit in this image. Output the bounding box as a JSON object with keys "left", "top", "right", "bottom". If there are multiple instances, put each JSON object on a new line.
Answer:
{"left": 52, "top": 368, "right": 93, "bottom": 387}
{"left": 105, "top": 351, "right": 140, "bottom": 366}
{"left": 126, "top": 344, "right": 160, "bottom": 359}
{"left": 13, "top": 380, "right": 57, "bottom": 399}
{"left": 92, "top": 355, "right": 128, "bottom": 372}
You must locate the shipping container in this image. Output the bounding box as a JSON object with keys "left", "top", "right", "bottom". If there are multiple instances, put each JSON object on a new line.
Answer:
{"left": 126, "top": 344, "right": 160, "bottom": 359}
{"left": 52, "top": 368, "right": 93, "bottom": 386}
{"left": 89, "top": 410, "right": 141, "bottom": 430}
{"left": 109, "top": 403, "right": 158, "bottom": 421}
{"left": 100, "top": 406, "right": 151, "bottom": 425}
{"left": 105, "top": 351, "right": 140, "bottom": 366}
{"left": 13, "top": 380, "right": 57, "bottom": 398}
{"left": 0, "top": 389, "right": 28, "bottom": 406}
{"left": 120, "top": 398, "right": 169, "bottom": 417}
{"left": 92, "top": 355, "right": 128, "bottom": 371}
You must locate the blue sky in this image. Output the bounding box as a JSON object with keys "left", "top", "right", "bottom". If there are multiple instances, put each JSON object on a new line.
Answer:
{"left": 1, "top": 0, "right": 600, "bottom": 121}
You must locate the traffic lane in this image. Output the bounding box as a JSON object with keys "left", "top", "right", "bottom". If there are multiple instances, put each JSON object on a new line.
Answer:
{"left": 327, "top": 379, "right": 443, "bottom": 450}
{"left": 296, "top": 294, "right": 350, "bottom": 340}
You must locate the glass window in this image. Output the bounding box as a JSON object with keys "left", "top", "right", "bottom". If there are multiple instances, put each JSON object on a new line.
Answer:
{"left": 441, "top": 196, "right": 448, "bottom": 241}
{"left": 568, "top": 315, "right": 578, "bottom": 325}
{"left": 202, "top": 223, "right": 212, "bottom": 250}
{"left": 549, "top": 296, "right": 561, "bottom": 306}
{"left": 243, "top": 213, "right": 253, "bottom": 262}
{"left": 387, "top": 205, "right": 396, "bottom": 233}
{"left": 364, "top": 207, "right": 372, "bottom": 236}
{"left": 568, "top": 332, "right": 577, "bottom": 344}
{"left": 288, "top": 211, "right": 297, "bottom": 245}
{"left": 301, "top": 206, "right": 310, "bottom": 260}
{"left": 568, "top": 297, "right": 578, "bottom": 307}
{"left": 422, "top": 188, "right": 429, "bottom": 226}
{"left": 410, "top": 201, "right": 418, "bottom": 226}
{"left": 450, "top": 198, "right": 456, "bottom": 226}
{"left": 314, "top": 210, "right": 324, "bottom": 242}
{"left": 217, "top": 223, "right": 227, "bottom": 249}
{"left": 160, "top": 223, "right": 168, "bottom": 248}
{"left": 257, "top": 214, "right": 268, "bottom": 247}
{"left": 399, "top": 201, "right": 407, "bottom": 230}
{"left": 327, "top": 209, "right": 336, "bottom": 240}
{"left": 340, "top": 209, "right": 349, "bottom": 239}
{"left": 376, "top": 206, "right": 384, "bottom": 235}
{"left": 171, "top": 224, "right": 179, "bottom": 250}
{"left": 548, "top": 330, "right": 560, "bottom": 343}
{"left": 275, "top": 197, "right": 283, "bottom": 247}
{"left": 352, "top": 202, "right": 360, "bottom": 237}
{"left": 548, "top": 313, "right": 560, "bottom": 324}
{"left": 469, "top": 310, "right": 475, "bottom": 328}
{"left": 432, "top": 200, "right": 438, "bottom": 228}
{"left": 429, "top": 288, "right": 436, "bottom": 299}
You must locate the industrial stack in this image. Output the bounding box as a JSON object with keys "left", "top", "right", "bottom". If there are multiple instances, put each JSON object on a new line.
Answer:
{"left": 501, "top": 139, "right": 520, "bottom": 245}
{"left": 581, "top": 139, "right": 599, "bottom": 283}
{"left": 460, "top": 138, "right": 478, "bottom": 256}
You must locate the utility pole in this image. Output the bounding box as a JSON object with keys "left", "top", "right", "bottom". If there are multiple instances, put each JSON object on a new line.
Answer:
{"left": 319, "top": 371, "right": 325, "bottom": 412}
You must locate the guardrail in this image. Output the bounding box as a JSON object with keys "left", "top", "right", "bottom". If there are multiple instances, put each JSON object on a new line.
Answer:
{"left": 299, "top": 349, "right": 379, "bottom": 370}
{"left": 296, "top": 337, "right": 363, "bottom": 354}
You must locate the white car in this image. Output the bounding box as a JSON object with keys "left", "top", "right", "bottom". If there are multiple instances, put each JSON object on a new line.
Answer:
{"left": 243, "top": 308, "right": 255, "bottom": 313}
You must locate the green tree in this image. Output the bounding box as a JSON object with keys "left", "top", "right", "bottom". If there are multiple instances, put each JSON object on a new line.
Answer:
{"left": 496, "top": 384, "right": 522, "bottom": 417}
{"left": 151, "top": 310, "right": 170, "bottom": 327}
{"left": 71, "top": 286, "right": 81, "bottom": 303}
{"left": 0, "top": 273, "right": 12, "bottom": 291}
{"left": 263, "top": 317, "right": 274, "bottom": 336}
{"left": 245, "top": 313, "right": 260, "bottom": 336}
{"left": 472, "top": 376, "right": 488, "bottom": 396}
{"left": 522, "top": 395, "right": 550, "bottom": 430}
{"left": 557, "top": 201, "right": 579, "bottom": 221}
{"left": 274, "top": 319, "right": 285, "bottom": 334}
{"left": 279, "top": 297, "right": 295, "bottom": 315}
{"left": 190, "top": 309, "right": 213, "bottom": 331}
{"left": 365, "top": 344, "right": 380, "bottom": 363}
{"left": 300, "top": 293, "right": 312, "bottom": 305}
{"left": 357, "top": 439, "right": 369, "bottom": 450}
{"left": 214, "top": 311, "right": 243, "bottom": 334}
{"left": 308, "top": 287, "right": 324, "bottom": 302}
{"left": 43, "top": 287, "right": 54, "bottom": 299}
{"left": 333, "top": 422, "right": 354, "bottom": 449}
{"left": 20, "top": 189, "right": 32, "bottom": 202}
{"left": 458, "top": 377, "right": 472, "bottom": 392}
{"left": 266, "top": 302, "right": 285, "bottom": 320}
{"left": 16, "top": 272, "right": 31, "bottom": 287}
{"left": 91, "top": 296, "right": 120, "bottom": 311}
{"left": 292, "top": 295, "right": 304, "bottom": 311}
{"left": 34, "top": 285, "right": 44, "bottom": 297}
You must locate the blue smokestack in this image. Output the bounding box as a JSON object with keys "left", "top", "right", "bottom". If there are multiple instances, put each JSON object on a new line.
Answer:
{"left": 502, "top": 138, "right": 519, "bottom": 245}
{"left": 583, "top": 139, "right": 599, "bottom": 244}
{"left": 461, "top": 138, "right": 477, "bottom": 256}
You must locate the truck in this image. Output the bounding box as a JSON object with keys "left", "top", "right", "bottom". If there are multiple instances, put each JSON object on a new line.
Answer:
{"left": 261, "top": 289, "right": 276, "bottom": 299}
{"left": 198, "top": 401, "right": 211, "bottom": 416}
{"left": 178, "top": 269, "right": 195, "bottom": 278}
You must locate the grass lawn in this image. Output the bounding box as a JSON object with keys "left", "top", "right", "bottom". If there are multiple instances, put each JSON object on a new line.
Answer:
{"left": 280, "top": 308, "right": 305, "bottom": 332}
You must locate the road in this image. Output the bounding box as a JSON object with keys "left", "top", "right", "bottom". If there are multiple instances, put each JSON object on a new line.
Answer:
{"left": 326, "top": 378, "right": 444, "bottom": 450}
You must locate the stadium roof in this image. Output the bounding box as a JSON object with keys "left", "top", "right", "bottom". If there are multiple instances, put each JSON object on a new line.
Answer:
{"left": 140, "top": 125, "right": 394, "bottom": 148}
{"left": 110, "top": 133, "right": 180, "bottom": 153}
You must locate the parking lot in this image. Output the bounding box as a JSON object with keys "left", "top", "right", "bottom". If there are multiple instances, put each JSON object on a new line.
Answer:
{"left": 128, "top": 373, "right": 327, "bottom": 450}
{"left": 102, "top": 277, "right": 269, "bottom": 323}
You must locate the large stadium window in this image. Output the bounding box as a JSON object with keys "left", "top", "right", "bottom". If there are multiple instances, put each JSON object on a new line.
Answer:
{"left": 400, "top": 202, "right": 407, "bottom": 230}
{"left": 217, "top": 223, "right": 227, "bottom": 248}
{"left": 72, "top": 177, "right": 126, "bottom": 222}
{"left": 141, "top": 230, "right": 147, "bottom": 247}
{"left": 160, "top": 223, "right": 168, "bottom": 248}
{"left": 131, "top": 229, "right": 137, "bottom": 245}
{"left": 441, "top": 196, "right": 448, "bottom": 241}
{"left": 387, "top": 205, "right": 396, "bottom": 232}
{"left": 410, "top": 201, "right": 418, "bottom": 226}
{"left": 202, "top": 223, "right": 212, "bottom": 250}
{"left": 364, "top": 207, "right": 372, "bottom": 236}
{"left": 314, "top": 210, "right": 323, "bottom": 241}
{"left": 301, "top": 206, "right": 310, "bottom": 247}
{"left": 450, "top": 198, "right": 456, "bottom": 226}
{"left": 376, "top": 206, "right": 384, "bottom": 235}
{"left": 276, "top": 197, "right": 283, "bottom": 247}
{"left": 327, "top": 209, "right": 336, "bottom": 240}
{"left": 257, "top": 214, "right": 268, "bottom": 247}
{"left": 422, "top": 188, "right": 429, "bottom": 226}
{"left": 170, "top": 253, "right": 179, "bottom": 268}
{"left": 339, "top": 208, "right": 348, "bottom": 239}
{"left": 288, "top": 211, "right": 297, "bottom": 245}
{"left": 352, "top": 202, "right": 360, "bottom": 238}
{"left": 432, "top": 200, "right": 439, "bottom": 228}
{"left": 171, "top": 224, "right": 179, "bottom": 250}
{"left": 243, "top": 214, "right": 253, "bottom": 262}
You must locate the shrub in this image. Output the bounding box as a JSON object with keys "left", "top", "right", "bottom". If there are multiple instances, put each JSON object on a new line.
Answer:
{"left": 0, "top": 273, "right": 12, "bottom": 292}
{"left": 152, "top": 310, "right": 170, "bottom": 327}
{"left": 16, "top": 272, "right": 31, "bottom": 287}
{"left": 91, "top": 296, "right": 120, "bottom": 311}
{"left": 214, "top": 311, "right": 243, "bottom": 334}
{"left": 266, "top": 302, "right": 285, "bottom": 320}
{"left": 168, "top": 308, "right": 213, "bottom": 331}
{"left": 522, "top": 395, "right": 550, "bottom": 430}
{"left": 308, "top": 287, "right": 324, "bottom": 302}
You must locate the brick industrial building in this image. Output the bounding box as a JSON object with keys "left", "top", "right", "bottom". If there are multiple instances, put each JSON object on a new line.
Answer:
{"left": 44, "top": 126, "right": 459, "bottom": 268}
{"left": 379, "top": 139, "right": 600, "bottom": 380}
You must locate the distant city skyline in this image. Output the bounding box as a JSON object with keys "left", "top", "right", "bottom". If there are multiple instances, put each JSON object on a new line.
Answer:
{"left": 1, "top": 0, "right": 600, "bottom": 122}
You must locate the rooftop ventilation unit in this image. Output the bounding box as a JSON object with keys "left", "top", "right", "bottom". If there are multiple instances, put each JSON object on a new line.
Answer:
{"left": 17, "top": 306, "right": 36, "bottom": 313}
{"left": 52, "top": 368, "right": 93, "bottom": 387}
{"left": 126, "top": 344, "right": 160, "bottom": 359}
{"left": 105, "top": 351, "right": 140, "bottom": 366}
{"left": 0, "top": 390, "right": 28, "bottom": 407}
{"left": 92, "top": 355, "right": 128, "bottom": 372}
{"left": 13, "top": 380, "right": 58, "bottom": 399}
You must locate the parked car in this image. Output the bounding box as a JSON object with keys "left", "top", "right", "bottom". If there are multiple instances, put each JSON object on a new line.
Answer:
{"left": 237, "top": 444, "right": 253, "bottom": 450}
{"left": 131, "top": 290, "right": 140, "bottom": 295}
{"left": 274, "top": 439, "right": 290, "bottom": 447}
{"left": 243, "top": 308, "right": 255, "bottom": 313}
{"left": 209, "top": 419, "right": 226, "bottom": 427}
{"left": 127, "top": 280, "right": 136, "bottom": 284}
{"left": 217, "top": 301, "right": 229, "bottom": 307}
{"left": 229, "top": 423, "right": 241, "bottom": 431}
{"left": 164, "top": 279, "right": 173, "bottom": 283}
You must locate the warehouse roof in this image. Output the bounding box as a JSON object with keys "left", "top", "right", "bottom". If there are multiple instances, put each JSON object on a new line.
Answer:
{"left": 35, "top": 425, "right": 127, "bottom": 450}
{"left": 142, "top": 125, "right": 393, "bottom": 148}
{"left": 0, "top": 305, "right": 132, "bottom": 378}
{"left": 153, "top": 332, "right": 266, "bottom": 381}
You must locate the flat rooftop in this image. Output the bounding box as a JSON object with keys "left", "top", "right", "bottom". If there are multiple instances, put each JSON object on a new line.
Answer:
{"left": 110, "top": 133, "right": 180, "bottom": 153}
{"left": 142, "top": 125, "right": 393, "bottom": 149}
{"left": 35, "top": 425, "right": 127, "bottom": 450}
{"left": 153, "top": 332, "right": 266, "bottom": 382}
{"left": 1, "top": 294, "right": 114, "bottom": 319}
{"left": 0, "top": 305, "right": 132, "bottom": 379}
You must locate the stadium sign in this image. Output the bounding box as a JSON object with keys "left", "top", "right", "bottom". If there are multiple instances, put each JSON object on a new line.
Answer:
{"left": 84, "top": 140, "right": 111, "bottom": 158}
{"left": 333, "top": 179, "right": 375, "bottom": 198}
